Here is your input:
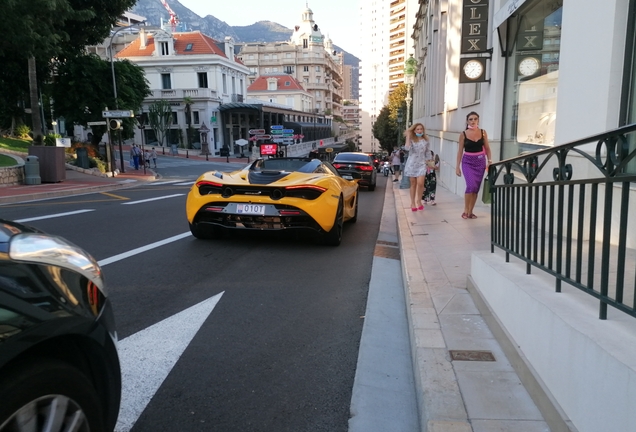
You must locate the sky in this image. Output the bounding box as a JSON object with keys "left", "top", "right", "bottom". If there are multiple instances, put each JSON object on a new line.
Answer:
{"left": 177, "top": 0, "right": 360, "bottom": 56}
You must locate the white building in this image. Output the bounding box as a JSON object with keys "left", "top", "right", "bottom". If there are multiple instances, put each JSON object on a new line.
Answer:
{"left": 247, "top": 75, "right": 314, "bottom": 112}
{"left": 116, "top": 29, "right": 249, "bottom": 154}
{"left": 359, "top": 0, "right": 420, "bottom": 153}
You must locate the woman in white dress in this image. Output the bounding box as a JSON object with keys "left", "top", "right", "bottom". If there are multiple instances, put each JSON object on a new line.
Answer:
{"left": 403, "top": 123, "right": 433, "bottom": 211}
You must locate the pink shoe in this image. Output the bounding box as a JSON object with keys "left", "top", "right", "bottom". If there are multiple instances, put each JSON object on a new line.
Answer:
{"left": 417, "top": 205, "right": 424, "bottom": 210}
{"left": 411, "top": 207, "right": 417, "bottom": 212}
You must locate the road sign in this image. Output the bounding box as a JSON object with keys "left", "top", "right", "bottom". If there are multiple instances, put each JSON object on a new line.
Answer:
{"left": 282, "top": 129, "right": 294, "bottom": 134}
{"left": 271, "top": 125, "right": 283, "bottom": 130}
{"left": 249, "top": 129, "right": 265, "bottom": 135}
{"left": 272, "top": 138, "right": 285, "bottom": 143}
{"left": 87, "top": 121, "right": 107, "bottom": 126}
{"left": 102, "top": 110, "right": 135, "bottom": 118}
{"left": 254, "top": 135, "right": 271, "bottom": 140}
{"left": 271, "top": 130, "right": 283, "bottom": 135}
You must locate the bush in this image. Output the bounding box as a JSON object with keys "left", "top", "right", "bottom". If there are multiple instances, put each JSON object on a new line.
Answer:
{"left": 44, "top": 133, "right": 62, "bottom": 146}
{"left": 88, "top": 156, "right": 107, "bottom": 173}
{"left": 14, "top": 124, "right": 30, "bottom": 139}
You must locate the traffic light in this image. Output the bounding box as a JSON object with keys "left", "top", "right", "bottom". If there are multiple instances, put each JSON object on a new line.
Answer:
{"left": 109, "top": 119, "right": 122, "bottom": 130}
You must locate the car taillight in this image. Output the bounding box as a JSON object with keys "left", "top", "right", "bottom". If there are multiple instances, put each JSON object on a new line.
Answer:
{"left": 197, "top": 180, "right": 223, "bottom": 195}
{"left": 333, "top": 163, "right": 345, "bottom": 169}
{"left": 284, "top": 185, "right": 327, "bottom": 200}
{"left": 359, "top": 165, "right": 374, "bottom": 171}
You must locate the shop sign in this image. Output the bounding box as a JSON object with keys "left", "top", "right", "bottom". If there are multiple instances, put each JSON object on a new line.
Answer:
{"left": 461, "top": 0, "right": 490, "bottom": 54}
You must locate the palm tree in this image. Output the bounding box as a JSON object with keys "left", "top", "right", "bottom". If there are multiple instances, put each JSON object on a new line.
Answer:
{"left": 184, "top": 96, "right": 193, "bottom": 149}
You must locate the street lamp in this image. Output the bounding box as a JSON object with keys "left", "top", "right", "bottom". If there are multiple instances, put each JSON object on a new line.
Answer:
{"left": 404, "top": 54, "right": 417, "bottom": 128}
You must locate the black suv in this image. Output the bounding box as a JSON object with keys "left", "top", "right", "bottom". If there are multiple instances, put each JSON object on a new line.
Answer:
{"left": 333, "top": 152, "right": 377, "bottom": 191}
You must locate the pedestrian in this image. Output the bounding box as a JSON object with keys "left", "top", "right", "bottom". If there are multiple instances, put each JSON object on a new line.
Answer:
{"left": 151, "top": 147, "right": 158, "bottom": 168}
{"left": 423, "top": 152, "right": 440, "bottom": 205}
{"left": 456, "top": 111, "right": 492, "bottom": 219}
{"left": 144, "top": 149, "right": 151, "bottom": 168}
{"left": 131, "top": 144, "right": 141, "bottom": 170}
{"left": 390, "top": 147, "right": 401, "bottom": 182}
{"left": 403, "top": 123, "right": 432, "bottom": 211}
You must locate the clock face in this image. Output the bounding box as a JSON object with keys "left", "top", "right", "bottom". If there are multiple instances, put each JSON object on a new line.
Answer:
{"left": 463, "top": 60, "right": 484, "bottom": 80}
{"left": 518, "top": 57, "right": 540, "bottom": 76}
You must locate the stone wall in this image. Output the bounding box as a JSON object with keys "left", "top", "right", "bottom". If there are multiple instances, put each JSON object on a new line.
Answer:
{"left": 0, "top": 153, "right": 24, "bottom": 186}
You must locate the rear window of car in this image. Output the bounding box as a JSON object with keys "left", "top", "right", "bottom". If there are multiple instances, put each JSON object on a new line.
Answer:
{"left": 333, "top": 153, "right": 371, "bottom": 163}
{"left": 258, "top": 159, "right": 320, "bottom": 173}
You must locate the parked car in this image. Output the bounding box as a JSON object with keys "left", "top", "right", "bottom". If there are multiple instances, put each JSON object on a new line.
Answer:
{"left": 0, "top": 219, "right": 121, "bottom": 432}
{"left": 186, "top": 157, "right": 360, "bottom": 246}
{"left": 332, "top": 152, "right": 377, "bottom": 191}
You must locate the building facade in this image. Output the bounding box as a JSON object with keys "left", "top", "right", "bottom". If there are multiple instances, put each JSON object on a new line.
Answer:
{"left": 359, "top": 0, "right": 420, "bottom": 153}
{"left": 246, "top": 75, "right": 314, "bottom": 112}
{"left": 116, "top": 30, "right": 249, "bottom": 154}
{"left": 412, "top": 0, "right": 636, "bottom": 198}
{"left": 238, "top": 5, "right": 345, "bottom": 118}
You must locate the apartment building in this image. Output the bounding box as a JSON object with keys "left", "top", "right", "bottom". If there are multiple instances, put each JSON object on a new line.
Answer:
{"left": 86, "top": 10, "right": 147, "bottom": 60}
{"left": 359, "top": 0, "right": 420, "bottom": 153}
{"left": 247, "top": 75, "right": 314, "bottom": 112}
{"left": 238, "top": 5, "right": 344, "bottom": 118}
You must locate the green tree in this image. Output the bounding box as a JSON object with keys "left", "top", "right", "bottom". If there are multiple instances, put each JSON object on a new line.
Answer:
{"left": 149, "top": 100, "right": 173, "bottom": 148}
{"left": 0, "top": 0, "right": 136, "bottom": 134}
{"left": 49, "top": 54, "right": 150, "bottom": 146}
{"left": 372, "top": 106, "right": 398, "bottom": 153}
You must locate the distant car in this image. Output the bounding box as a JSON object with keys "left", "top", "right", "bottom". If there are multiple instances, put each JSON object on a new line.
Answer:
{"left": 333, "top": 152, "right": 377, "bottom": 191}
{"left": 186, "top": 157, "right": 360, "bottom": 246}
{"left": 0, "top": 219, "right": 120, "bottom": 432}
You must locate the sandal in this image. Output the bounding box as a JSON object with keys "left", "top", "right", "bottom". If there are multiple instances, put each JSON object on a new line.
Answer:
{"left": 412, "top": 207, "right": 418, "bottom": 212}
{"left": 418, "top": 205, "right": 424, "bottom": 210}
{"left": 461, "top": 213, "right": 468, "bottom": 219}
{"left": 469, "top": 213, "right": 478, "bottom": 219}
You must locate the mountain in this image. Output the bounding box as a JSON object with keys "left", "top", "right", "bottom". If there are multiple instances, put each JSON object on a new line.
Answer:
{"left": 130, "top": 0, "right": 359, "bottom": 67}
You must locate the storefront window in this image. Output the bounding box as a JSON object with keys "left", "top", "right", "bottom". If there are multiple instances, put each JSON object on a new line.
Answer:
{"left": 502, "top": 0, "right": 563, "bottom": 159}
{"left": 623, "top": 0, "right": 636, "bottom": 174}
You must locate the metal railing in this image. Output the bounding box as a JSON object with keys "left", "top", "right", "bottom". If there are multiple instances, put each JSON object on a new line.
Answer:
{"left": 488, "top": 124, "right": 636, "bottom": 320}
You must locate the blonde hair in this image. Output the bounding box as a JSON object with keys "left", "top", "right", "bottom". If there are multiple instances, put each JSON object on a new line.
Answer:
{"left": 404, "top": 122, "right": 429, "bottom": 142}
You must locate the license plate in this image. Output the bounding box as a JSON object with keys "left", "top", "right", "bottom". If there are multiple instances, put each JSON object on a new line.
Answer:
{"left": 342, "top": 175, "right": 354, "bottom": 180}
{"left": 236, "top": 204, "right": 265, "bottom": 215}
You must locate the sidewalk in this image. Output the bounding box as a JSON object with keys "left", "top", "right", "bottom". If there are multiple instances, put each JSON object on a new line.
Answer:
{"left": 393, "top": 183, "right": 551, "bottom": 432}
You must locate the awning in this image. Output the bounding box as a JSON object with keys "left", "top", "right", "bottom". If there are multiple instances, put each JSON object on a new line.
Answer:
{"left": 493, "top": 0, "right": 530, "bottom": 56}
{"left": 493, "top": 0, "right": 529, "bottom": 29}
{"left": 218, "top": 103, "right": 262, "bottom": 112}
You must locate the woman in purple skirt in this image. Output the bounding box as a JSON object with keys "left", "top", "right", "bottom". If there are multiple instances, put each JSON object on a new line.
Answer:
{"left": 455, "top": 112, "right": 492, "bottom": 219}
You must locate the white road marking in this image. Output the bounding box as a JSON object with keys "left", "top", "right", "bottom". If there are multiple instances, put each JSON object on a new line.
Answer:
{"left": 121, "top": 194, "right": 184, "bottom": 205}
{"left": 97, "top": 232, "right": 191, "bottom": 266}
{"left": 115, "top": 292, "right": 225, "bottom": 432}
{"left": 147, "top": 180, "right": 181, "bottom": 186}
{"left": 15, "top": 209, "right": 95, "bottom": 223}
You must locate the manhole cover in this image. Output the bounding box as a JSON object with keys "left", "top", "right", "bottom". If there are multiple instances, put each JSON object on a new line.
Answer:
{"left": 374, "top": 245, "right": 400, "bottom": 260}
{"left": 449, "top": 350, "right": 496, "bottom": 362}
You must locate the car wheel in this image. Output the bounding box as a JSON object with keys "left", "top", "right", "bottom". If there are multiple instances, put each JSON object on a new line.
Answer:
{"left": 189, "top": 221, "right": 222, "bottom": 239}
{"left": 322, "top": 197, "right": 343, "bottom": 246}
{"left": 368, "top": 182, "right": 376, "bottom": 191}
{"left": 349, "top": 192, "right": 359, "bottom": 224}
{"left": 0, "top": 359, "right": 105, "bottom": 432}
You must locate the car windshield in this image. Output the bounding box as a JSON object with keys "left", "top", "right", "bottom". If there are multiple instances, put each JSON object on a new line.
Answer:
{"left": 257, "top": 158, "right": 319, "bottom": 173}
{"left": 334, "top": 154, "right": 370, "bottom": 163}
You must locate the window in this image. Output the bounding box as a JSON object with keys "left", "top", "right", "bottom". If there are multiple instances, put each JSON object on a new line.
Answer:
{"left": 160, "top": 41, "right": 169, "bottom": 55}
{"left": 502, "top": 0, "right": 562, "bottom": 158}
{"left": 248, "top": 54, "right": 254, "bottom": 59}
{"left": 303, "top": 66, "right": 309, "bottom": 72}
{"left": 171, "top": 111, "right": 178, "bottom": 124}
{"left": 286, "top": 53, "right": 292, "bottom": 58}
{"left": 222, "top": 74, "right": 227, "bottom": 94}
{"left": 192, "top": 111, "right": 200, "bottom": 125}
{"left": 232, "top": 76, "right": 236, "bottom": 94}
{"left": 197, "top": 72, "right": 208, "bottom": 88}
{"left": 268, "top": 81, "right": 277, "bottom": 91}
{"left": 303, "top": 39, "right": 308, "bottom": 48}
{"left": 185, "top": 43, "right": 193, "bottom": 51}
{"left": 622, "top": 0, "right": 636, "bottom": 173}
{"left": 273, "top": 67, "right": 279, "bottom": 72}
{"left": 240, "top": 79, "right": 244, "bottom": 95}
{"left": 285, "top": 81, "right": 291, "bottom": 86}
{"left": 284, "top": 66, "right": 294, "bottom": 74}
{"left": 161, "top": 73, "right": 171, "bottom": 89}
{"left": 315, "top": 66, "right": 321, "bottom": 72}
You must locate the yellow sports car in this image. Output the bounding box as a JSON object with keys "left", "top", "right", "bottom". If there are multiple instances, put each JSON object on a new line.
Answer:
{"left": 186, "top": 157, "right": 360, "bottom": 246}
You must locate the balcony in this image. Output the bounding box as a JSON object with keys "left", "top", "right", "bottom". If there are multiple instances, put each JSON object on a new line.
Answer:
{"left": 231, "top": 94, "right": 244, "bottom": 103}
{"left": 151, "top": 88, "right": 219, "bottom": 100}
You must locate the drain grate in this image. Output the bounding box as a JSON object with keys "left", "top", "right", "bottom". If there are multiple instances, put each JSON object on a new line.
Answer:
{"left": 376, "top": 240, "right": 399, "bottom": 247}
{"left": 449, "top": 350, "right": 496, "bottom": 362}
{"left": 374, "top": 245, "right": 400, "bottom": 260}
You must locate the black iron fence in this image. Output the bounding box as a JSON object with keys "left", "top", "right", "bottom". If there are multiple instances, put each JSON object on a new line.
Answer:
{"left": 488, "top": 124, "right": 636, "bottom": 320}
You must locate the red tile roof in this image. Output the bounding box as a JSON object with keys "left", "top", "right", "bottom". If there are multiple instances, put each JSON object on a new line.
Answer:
{"left": 247, "top": 75, "right": 307, "bottom": 92}
{"left": 116, "top": 31, "right": 226, "bottom": 58}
